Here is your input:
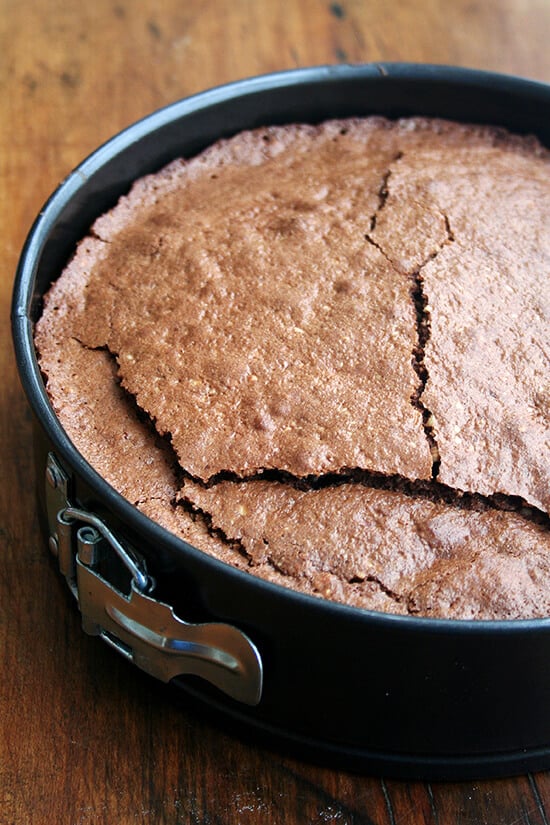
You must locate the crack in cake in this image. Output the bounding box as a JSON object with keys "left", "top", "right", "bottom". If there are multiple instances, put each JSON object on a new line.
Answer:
{"left": 34, "top": 116, "right": 550, "bottom": 619}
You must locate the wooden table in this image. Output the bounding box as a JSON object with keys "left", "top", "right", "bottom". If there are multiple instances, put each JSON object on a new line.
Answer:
{"left": 2, "top": 1, "right": 549, "bottom": 822}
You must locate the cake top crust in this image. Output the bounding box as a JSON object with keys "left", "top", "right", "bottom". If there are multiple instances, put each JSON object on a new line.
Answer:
{"left": 36, "top": 116, "right": 549, "bottom": 506}
{"left": 34, "top": 116, "right": 550, "bottom": 620}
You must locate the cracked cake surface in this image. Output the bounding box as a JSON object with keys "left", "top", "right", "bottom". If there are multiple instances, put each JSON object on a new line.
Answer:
{"left": 35, "top": 116, "right": 550, "bottom": 620}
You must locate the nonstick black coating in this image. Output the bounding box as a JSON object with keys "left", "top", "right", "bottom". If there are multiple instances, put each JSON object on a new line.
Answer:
{"left": 12, "top": 64, "right": 550, "bottom": 779}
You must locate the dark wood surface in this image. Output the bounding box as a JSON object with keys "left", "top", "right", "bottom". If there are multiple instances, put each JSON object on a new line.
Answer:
{"left": 2, "top": 1, "right": 550, "bottom": 822}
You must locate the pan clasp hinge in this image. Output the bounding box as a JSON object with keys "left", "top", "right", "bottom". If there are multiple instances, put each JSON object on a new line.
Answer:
{"left": 45, "top": 452, "right": 263, "bottom": 706}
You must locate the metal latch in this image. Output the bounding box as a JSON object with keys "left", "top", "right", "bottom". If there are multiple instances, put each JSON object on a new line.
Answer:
{"left": 45, "top": 452, "right": 263, "bottom": 706}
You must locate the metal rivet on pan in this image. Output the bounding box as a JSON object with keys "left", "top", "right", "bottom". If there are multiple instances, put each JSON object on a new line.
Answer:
{"left": 48, "top": 535, "right": 59, "bottom": 557}
{"left": 46, "top": 465, "right": 60, "bottom": 489}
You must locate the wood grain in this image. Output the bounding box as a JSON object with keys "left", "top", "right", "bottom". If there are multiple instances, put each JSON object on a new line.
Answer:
{"left": 2, "top": 1, "right": 550, "bottom": 823}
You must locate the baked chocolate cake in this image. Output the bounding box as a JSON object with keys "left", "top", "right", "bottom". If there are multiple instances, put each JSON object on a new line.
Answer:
{"left": 35, "top": 117, "right": 550, "bottom": 619}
